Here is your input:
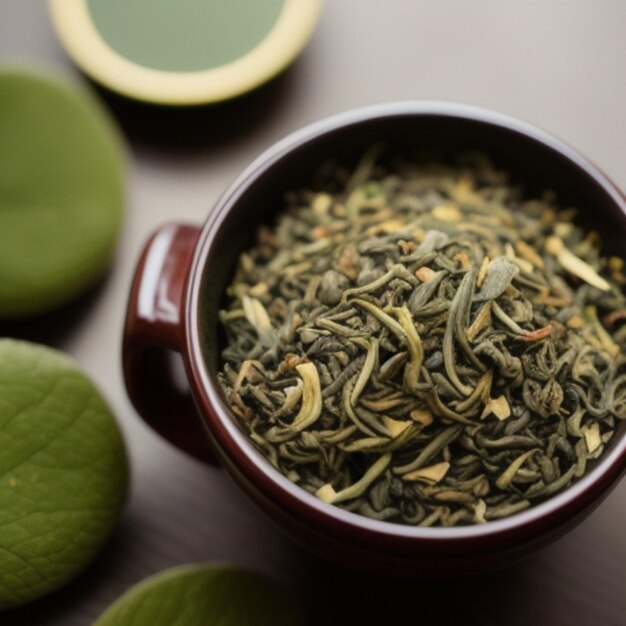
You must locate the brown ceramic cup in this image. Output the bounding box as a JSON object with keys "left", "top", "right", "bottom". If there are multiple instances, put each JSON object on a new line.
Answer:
{"left": 123, "top": 102, "right": 626, "bottom": 576}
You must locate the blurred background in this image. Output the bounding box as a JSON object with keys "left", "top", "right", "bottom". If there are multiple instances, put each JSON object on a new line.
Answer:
{"left": 1, "top": 1, "right": 625, "bottom": 624}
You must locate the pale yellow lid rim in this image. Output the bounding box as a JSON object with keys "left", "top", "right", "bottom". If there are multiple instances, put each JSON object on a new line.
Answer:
{"left": 48, "top": 0, "right": 324, "bottom": 105}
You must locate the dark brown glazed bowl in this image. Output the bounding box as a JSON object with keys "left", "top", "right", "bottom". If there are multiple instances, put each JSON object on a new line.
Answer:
{"left": 123, "top": 102, "right": 626, "bottom": 576}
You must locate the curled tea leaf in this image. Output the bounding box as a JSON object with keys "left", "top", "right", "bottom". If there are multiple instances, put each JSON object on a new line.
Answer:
{"left": 316, "top": 453, "right": 392, "bottom": 504}
{"left": 496, "top": 450, "right": 538, "bottom": 490}
{"left": 350, "top": 338, "right": 379, "bottom": 405}
{"left": 266, "top": 363, "right": 322, "bottom": 442}
{"left": 394, "top": 426, "right": 462, "bottom": 475}
{"left": 392, "top": 305, "right": 424, "bottom": 391}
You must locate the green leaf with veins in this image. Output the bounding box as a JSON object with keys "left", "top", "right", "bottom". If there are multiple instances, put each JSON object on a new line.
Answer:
{"left": 93, "top": 564, "right": 303, "bottom": 626}
{"left": 0, "top": 340, "right": 129, "bottom": 610}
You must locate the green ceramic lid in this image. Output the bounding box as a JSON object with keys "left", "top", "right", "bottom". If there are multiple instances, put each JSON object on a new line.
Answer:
{"left": 0, "top": 66, "right": 124, "bottom": 319}
{"left": 48, "top": 0, "right": 324, "bottom": 105}
{"left": 0, "top": 340, "right": 129, "bottom": 610}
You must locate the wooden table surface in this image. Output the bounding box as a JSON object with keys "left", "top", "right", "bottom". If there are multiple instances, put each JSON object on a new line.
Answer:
{"left": 2, "top": 2, "right": 625, "bottom": 624}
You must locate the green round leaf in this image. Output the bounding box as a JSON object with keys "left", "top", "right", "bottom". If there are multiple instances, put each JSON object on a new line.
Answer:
{"left": 93, "top": 565, "right": 303, "bottom": 626}
{"left": 0, "top": 65, "right": 125, "bottom": 318}
{"left": 0, "top": 340, "right": 129, "bottom": 610}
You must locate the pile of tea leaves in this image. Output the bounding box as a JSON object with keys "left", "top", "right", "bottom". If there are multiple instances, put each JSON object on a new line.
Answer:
{"left": 217, "top": 151, "right": 626, "bottom": 527}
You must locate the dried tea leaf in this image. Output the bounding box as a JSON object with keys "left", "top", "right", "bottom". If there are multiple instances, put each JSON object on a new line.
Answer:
{"left": 467, "top": 302, "right": 492, "bottom": 341}
{"left": 316, "top": 453, "right": 391, "bottom": 504}
{"left": 481, "top": 395, "right": 511, "bottom": 421}
{"left": 476, "top": 256, "right": 491, "bottom": 288}
{"left": 432, "top": 204, "right": 463, "bottom": 222}
{"left": 474, "top": 257, "right": 520, "bottom": 302}
{"left": 582, "top": 422, "right": 601, "bottom": 454}
{"left": 496, "top": 450, "right": 537, "bottom": 490}
{"left": 415, "top": 266, "right": 438, "bottom": 282}
{"left": 242, "top": 295, "right": 275, "bottom": 347}
{"left": 546, "top": 236, "right": 610, "bottom": 291}
{"left": 402, "top": 461, "right": 450, "bottom": 483}
{"left": 266, "top": 363, "right": 322, "bottom": 441}
{"left": 383, "top": 416, "right": 412, "bottom": 436}
{"left": 416, "top": 229, "right": 449, "bottom": 253}
{"left": 474, "top": 499, "right": 488, "bottom": 524}
{"left": 515, "top": 240, "right": 545, "bottom": 269}
{"left": 410, "top": 408, "right": 434, "bottom": 426}
{"left": 392, "top": 305, "right": 424, "bottom": 391}
{"left": 585, "top": 306, "right": 619, "bottom": 357}
{"left": 350, "top": 338, "right": 379, "bottom": 405}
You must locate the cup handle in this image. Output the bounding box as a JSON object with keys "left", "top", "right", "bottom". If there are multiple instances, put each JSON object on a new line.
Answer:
{"left": 122, "top": 222, "right": 218, "bottom": 465}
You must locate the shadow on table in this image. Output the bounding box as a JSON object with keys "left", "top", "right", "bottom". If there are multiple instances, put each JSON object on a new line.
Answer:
{"left": 89, "top": 60, "right": 302, "bottom": 155}
{"left": 294, "top": 550, "right": 537, "bottom": 626}
{"left": 0, "top": 271, "right": 112, "bottom": 348}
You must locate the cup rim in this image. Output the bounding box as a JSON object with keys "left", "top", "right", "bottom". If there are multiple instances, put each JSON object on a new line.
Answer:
{"left": 186, "top": 101, "right": 626, "bottom": 547}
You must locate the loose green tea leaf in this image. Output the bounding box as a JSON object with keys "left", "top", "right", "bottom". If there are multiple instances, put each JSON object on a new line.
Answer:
{"left": 545, "top": 236, "right": 611, "bottom": 291}
{"left": 475, "top": 257, "right": 520, "bottom": 302}
{"left": 93, "top": 564, "right": 303, "bottom": 626}
{"left": 0, "top": 340, "right": 128, "bottom": 609}
{"left": 217, "top": 153, "right": 626, "bottom": 527}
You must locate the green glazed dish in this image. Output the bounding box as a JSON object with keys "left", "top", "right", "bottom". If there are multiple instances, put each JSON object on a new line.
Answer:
{"left": 0, "top": 66, "right": 124, "bottom": 319}
{"left": 48, "top": 0, "right": 324, "bottom": 105}
{"left": 0, "top": 340, "right": 129, "bottom": 610}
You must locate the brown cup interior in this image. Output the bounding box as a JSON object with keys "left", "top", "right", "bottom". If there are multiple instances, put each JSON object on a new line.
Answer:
{"left": 197, "top": 106, "right": 626, "bottom": 498}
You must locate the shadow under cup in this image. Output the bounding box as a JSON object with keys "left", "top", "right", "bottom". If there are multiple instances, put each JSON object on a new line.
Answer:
{"left": 190, "top": 103, "right": 626, "bottom": 575}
